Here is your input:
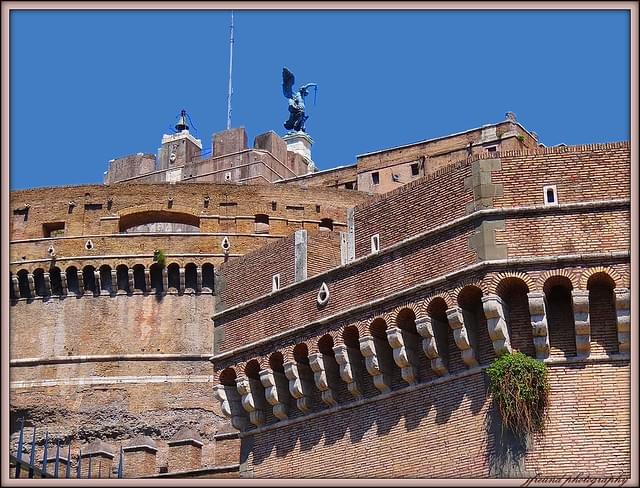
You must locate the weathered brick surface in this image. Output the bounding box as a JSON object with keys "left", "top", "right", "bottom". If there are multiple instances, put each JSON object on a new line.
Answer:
{"left": 242, "top": 360, "right": 629, "bottom": 478}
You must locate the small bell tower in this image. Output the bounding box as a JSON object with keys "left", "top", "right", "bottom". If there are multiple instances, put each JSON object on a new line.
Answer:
{"left": 158, "top": 109, "right": 203, "bottom": 182}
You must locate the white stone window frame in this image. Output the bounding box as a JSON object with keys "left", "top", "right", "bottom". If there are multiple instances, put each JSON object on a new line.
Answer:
{"left": 371, "top": 234, "right": 380, "bottom": 254}
{"left": 543, "top": 184, "right": 558, "bottom": 206}
{"left": 224, "top": 171, "right": 232, "bottom": 181}
{"left": 272, "top": 274, "right": 281, "bottom": 292}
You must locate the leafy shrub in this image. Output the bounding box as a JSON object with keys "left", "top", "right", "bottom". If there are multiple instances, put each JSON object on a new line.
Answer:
{"left": 487, "top": 351, "right": 549, "bottom": 437}
{"left": 153, "top": 249, "right": 167, "bottom": 268}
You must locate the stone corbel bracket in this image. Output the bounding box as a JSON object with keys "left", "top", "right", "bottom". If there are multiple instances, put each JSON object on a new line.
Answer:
{"left": 359, "top": 335, "right": 392, "bottom": 393}
{"left": 527, "top": 292, "right": 550, "bottom": 360}
{"left": 332, "top": 345, "right": 363, "bottom": 399}
{"left": 283, "top": 361, "right": 313, "bottom": 413}
{"left": 259, "top": 368, "right": 289, "bottom": 420}
{"left": 446, "top": 307, "right": 479, "bottom": 368}
{"left": 415, "top": 317, "right": 448, "bottom": 376}
{"left": 614, "top": 288, "right": 630, "bottom": 354}
{"left": 308, "top": 353, "right": 338, "bottom": 407}
{"left": 571, "top": 289, "right": 591, "bottom": 357}
{"left": 482, "top": 295, "right": 512, "bottom": 356}
{"left": 235, "top": 375, "right": 265, "bottom": 427}
{"left": 213, "top": 384, "right": 248, "bottom": 431}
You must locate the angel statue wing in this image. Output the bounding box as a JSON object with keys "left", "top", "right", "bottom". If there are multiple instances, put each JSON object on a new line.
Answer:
{"left": 282, "top": 67, "right": 295, "bottom": 99}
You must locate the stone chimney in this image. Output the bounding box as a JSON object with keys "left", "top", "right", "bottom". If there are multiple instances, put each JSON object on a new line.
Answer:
{"left": 167, "top": 427, "right": 203, "bottom": 473}
{"left": 123, "top": 435, "right": 158, "bottom": 478}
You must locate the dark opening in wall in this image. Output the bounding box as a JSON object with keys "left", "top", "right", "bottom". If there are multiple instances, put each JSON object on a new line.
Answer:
{"left": 116, "top": 265, "right": 129, "bottom": 292}
{"left": 9, "top": 273, "right": 16, "bottom": 300}
{"left": 458, "top": 286, "right": 494, "bottom": 365}
{"left": 133, "top": 264, "right": 146, "bottom": 292}
{"left": 371, "top": 172, "right": 380, "bottom": 185}
{"left": 167, "top": 263, "right": 180, "bottom": 291}
{"left": 66, "top": 267, "right": 80, "bottom": 295}
{"left": 13, "top": 207, "right": 29, "bottom": 222}
{"left": 318, "top": 218, "right": 333, "bottom": 232}
{"left": 50, "top": 267, "right": 63, "bottom": 295}
{"left": 99, "top": 265, "right": 112, "bottom": 293}
{"left": 496, "top": 278, "right": 534, "bottom": 357}
{"left": 43, "top": 222, "right": 65, "bottom": 238}
{"left": 33, "top": 269, "right": 48, "bottom": 297}
{"left": 83, "top": 266, "right": 97, "bottom": 294}
{"left": 17, "top": 270, "right": 31, "bottom": 298}
{"left": 185, "top": 263, "right": 198, "bottom": 291}
{"left": 544, "top": 276, "right": 576, "bottom": 358}
{"left": 587, "top": 272, "right": 618, "bottom": 355}
{"left": 410, "top": 163, "right": 420, "bottom": 177}
{"left": 202, "top": 263, "right": 214, "bottom": 292}
{"left": 150, "top": 263, "right": 164, "bottom": 294}
{"left": 255, "top": 214, "right": 270, "bottom": 234}
{"left": 427, "top": 297, "right": 454, "bottom": 372}
{"left": 344, "top": 182, "right": 354, "bottom": 190}
{"left": 84, "top": 203, "right": 103, "bottom": 211}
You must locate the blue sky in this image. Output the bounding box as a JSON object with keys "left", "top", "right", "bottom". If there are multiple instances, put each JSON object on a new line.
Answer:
{"left": 10, "top": 9, "right": 630, "bottom": 190}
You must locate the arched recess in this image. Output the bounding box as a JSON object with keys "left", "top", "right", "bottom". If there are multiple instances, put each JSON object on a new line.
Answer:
{"left": 315, "top": 334, "right": 346, "bottom": 404}
{"left": 202, "top": 263, "right": 215, "bottom": 293}
{"left": 118, "top": 209, "right": 200, "bottom": 233}
{"left": 496, "top": 277, "right": 534, "bottom": 357}
{"left": 150, "top": 263, "right": 164, "bottom": 294}
{"left": 32, "top": 268, "right": 48, "bottom": 297}
{"left": 587, "top": 272, "right": 618, "bottom": 355}
{"left": 369, "top": 317, "right": 402, "bottom": 390}
{"left": 244, "top": 359, "right": 270, "bottom": 425}
{"left": 167, "top": 263, "right": 180, "bottom": 292}
{"left": 49, "top": 267, "right": 63, "bottom": 296}
{"left": 427, "top": 297, "right": 459, "bottom": 373}
{"left": 16, "top": 269, "right": 31, "bottom": 299}
{"left": 116, "top": 264, "right": 130, "bottom": 293}
{"left": 395, "top": 308, "right": 430, "bottom": 383}
{"left": 99, "top": 265, "right": 113, "bottom": 294}
{"left": 457, "top": 286, "right": 494, "bottom": 365}
{"left": 292, "top": 343, "right": 321, "bottom": 412}
{"left": 543, "top": 276, "right": 576, "bottom": 358}
{"left": 66, "top": 266, "right": 80, "bottom": 295}
{"left": 9, "top": 272, "right": 16, "bottom": 300}
{"left": 185, "top": 263, "right": 198, "bottom": 292}
{"left": 341, "top": 326, "right": 372, "bottom": 398}
{"left": 268, "top": 351, "right": 293, "bottom": 416}
{"left": 82, "top": 265, "right": 97, "bottom": 294}
{"left": 132, "top": 264, "right": 146, "bottom": 292}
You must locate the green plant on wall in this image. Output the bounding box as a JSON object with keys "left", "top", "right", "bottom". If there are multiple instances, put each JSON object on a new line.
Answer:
{"left": 487, "top": 352, "right": 550, "bottom": 438}
{"left": 516, "top": 134, "right": 526, "bottom": 143}
{"left": 153, "top": 249, "right": 167, "bottom": 268}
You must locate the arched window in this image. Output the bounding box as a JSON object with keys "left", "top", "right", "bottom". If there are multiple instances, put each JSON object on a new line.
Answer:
{"left": 116, "top": 265, "right": 129, "bottom": 293}
{"left": 150, "top": 263, "right": 164, "bottom": 294}
{"left": 254, "top": 214, "right": 270, "bottom": 234}
{"left": 543, "top": 276, "right": 576, "bottom": 358}
{"left": 17, "top": 270, "right": 31, "bottom": 299}
{"left": 457, "top": 286, "right": 494, "bottom": 365}
{"left": 496, "top": 278, "right": 534, "bottom": 357}
{"left": 587, "top": 273, "right": 618, "bottom": 355}
{"left": 132, "top": 264, "right": 146, "bottom": 292}
{"left": 202, "top": 263, "right": 214, "bottom": 292}
{"left": 83, "top": 266, "right": 97, "bottom": 294}
{"left": 185, "top": 263, "right": 198, "bottom": 292}
{"left": 66, "top": 267, "right": 80, "bottom": 295}
{"left": 99, "top": 265, "right": 113, "bottom": 294}
{"left": 32, "top": 268, "right": 48, "bottom": 297}
{"left": 50, "top": 267, "right": 63, "bottom": 296}
{"left": 167, "top": 263, "right": 180, "bottom": 292}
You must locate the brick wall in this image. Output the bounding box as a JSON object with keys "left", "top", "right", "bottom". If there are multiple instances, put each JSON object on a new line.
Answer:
{"left": 306, "top": 231, "right": 342, "bottom": 277}
{"left": 241, "top": 359, "right": 629, "bottom": 478}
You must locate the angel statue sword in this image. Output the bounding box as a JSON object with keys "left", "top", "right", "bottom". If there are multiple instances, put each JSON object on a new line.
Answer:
{"left": 282, "top": 67, "right": 317, "bottom": 133}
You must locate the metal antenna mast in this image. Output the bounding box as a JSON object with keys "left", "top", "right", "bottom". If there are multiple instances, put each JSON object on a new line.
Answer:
{"left": 226, "top": 11, "right": 234, "bottom": 130}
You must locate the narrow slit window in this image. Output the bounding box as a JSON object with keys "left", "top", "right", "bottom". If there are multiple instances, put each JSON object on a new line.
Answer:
{"left": 272, "top": 274, "right": 281, "bottom": 292}
{"left": 371, "top": 234, "right": 380, "bottom": 254}
{"left": 371, "top": 172, "right": 380, "bottom": 185}
{"left": 543, "top": 185, "right": 558, "bottom": 206}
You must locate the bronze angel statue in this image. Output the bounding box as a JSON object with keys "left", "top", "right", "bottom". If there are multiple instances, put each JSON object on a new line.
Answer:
{"left": 282, "top": 67, "right": 317, "bottom": 133}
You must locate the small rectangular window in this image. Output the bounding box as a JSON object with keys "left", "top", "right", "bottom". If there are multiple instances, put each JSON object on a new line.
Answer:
{"left": 272, "top": 274, "right": 281, "bottom": 292}
{"left": 410, "top": 163, "right": 420, "bottom": 177}
{"left": 43, "top": 222, "right": 65, "bottom": 238}
{"left": 371, "top": 172, "right": 380, "bottom": 185}
{"left": 371, "top": 234, "right": 380, "bottom": 254}
{"left": 344, "top": 182, "right": 354, "bottom": 190}
{"left": 84, "top": 203, "right": 103, "bottom": 211}
{"left": 543, "top": 185, "right": 558, "bottom": 206}
{"left": 486, "top": 146, "right": 497, "bottom": 153}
